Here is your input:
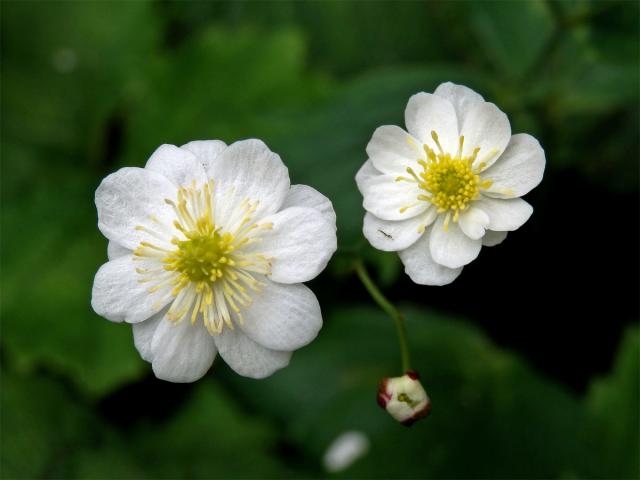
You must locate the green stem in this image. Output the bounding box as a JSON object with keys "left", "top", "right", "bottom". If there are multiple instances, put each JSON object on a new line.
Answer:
{"left": 354, "top": 260, "right": 411, "bottom": 372}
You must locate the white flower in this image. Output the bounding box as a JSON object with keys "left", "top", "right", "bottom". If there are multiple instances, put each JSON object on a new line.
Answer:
{"left": 323, "top": 431, "right": 370, "bottom": 473}
{"left": 377, "top": 371, "right": 431, "bottom": 426}
{"left": 92, "top": 139, "right": 337, "bottom": 382}
{"left": 356, "top": 82, "right": 545, "bottom": 285}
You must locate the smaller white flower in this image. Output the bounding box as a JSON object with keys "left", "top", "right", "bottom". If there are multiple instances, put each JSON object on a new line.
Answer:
{"left": 377, "top": 371, "right": 431, "bottom": 426}
{"left": 92, "top": 139, "right": 337, "bottom": 382}
{"left": 323, "top": 431, "right": 370, "bottom": 473}
{"left": 357, "top": 82, "right": 545, "bottom": 285}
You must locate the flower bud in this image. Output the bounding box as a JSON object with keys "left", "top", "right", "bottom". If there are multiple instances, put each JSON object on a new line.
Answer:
{"left": 377, "top": 370, "right": 431, "bottom": 426}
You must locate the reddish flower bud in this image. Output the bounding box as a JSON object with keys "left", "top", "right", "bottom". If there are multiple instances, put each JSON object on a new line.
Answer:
{"left": 377, "top": 371, "right": 431, "bottom": 426}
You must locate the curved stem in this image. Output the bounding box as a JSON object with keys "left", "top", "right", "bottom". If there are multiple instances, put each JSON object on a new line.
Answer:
{"left": 354, "top": 259, "right": 411, "bottom": 372}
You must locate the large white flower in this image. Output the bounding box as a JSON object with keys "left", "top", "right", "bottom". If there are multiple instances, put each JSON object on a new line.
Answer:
{"left": 356, "top": 82, "right": 545, "bottom": 285}
{"left": 92, "top": 139, "right": 337, "bottom": 382}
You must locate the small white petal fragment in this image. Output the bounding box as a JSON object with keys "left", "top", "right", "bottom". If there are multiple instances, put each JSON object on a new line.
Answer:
{"left": 482, "top": 230, "right": 508, "bottom": 247}
{"left": 433, "top": 81, "right": 485, "bottom": 124}
{"left": 355, "top": 159, "right": 381, "bottom": 195}
{"left": 210, "top": 139, "right": 290, "bottom": 222}
{"left": 430, "top": 216, "right": 482, "bottom": 269}
{"left": 281, "top": 184, "right": 337, "bottom": 228}
{"left": 180, "top": 140, "right": 227, "bottom": 175}
{"left": 92, "top": 256, "right": 172, "bottom": 323}
{"left": 398, "top": 230, "right": 463, "bottom": 286}
{"left": 150, "top": 316, "right": 217, "bottom": 383}
{"left": 95, "top": 167, "right": 176, "bottom": 249}
{"left": 323, "top": 431, "right": 370, "bottom": 473}
{"left": 367, "top": 125, "right": 422, "bottom": 176}
{"left": 405, "top": 92, "right": 459, "bottom": 152}
{"left": 459, "top": 101, "right": 511, "bottom": 170}
{"left": 476, "top": 197, "right": 533, "bottom": 231}
{"left": 363, "top": 209, "right": 435, "bottom": 252}
{"left": 145, "top": 144, "right": 207, "bottom": 187}
{"left": 239, "top": 280, "right": 322, "bottom": 352}
{"left": 132, "top": 311, "right": 163, "bottom": 362}
{"left": 256, "top": 206, "right": 337, "bottom": 284}
{"left": 482, "top": 133, "right": 546, "bottom": 198}
{"left": 214, "top": 327, "right": 291, "bottom": 379}
{"left": 361, "top": 174, "right": 427, "bottom": 221}
{"left": 107, "top": 241, "right": 130, "bottom": 261}
{"left": 458, "top": 207, "right": 490, "bottom": 240}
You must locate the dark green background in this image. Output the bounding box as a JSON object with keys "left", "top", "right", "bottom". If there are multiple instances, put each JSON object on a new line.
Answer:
{"left": 1, "top": 1, "right": 638, "bottom": 478}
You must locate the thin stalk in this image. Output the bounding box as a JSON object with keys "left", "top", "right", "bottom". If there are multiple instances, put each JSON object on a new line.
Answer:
{"left": 354, "top": 260, "right": 411, "bottom": 372}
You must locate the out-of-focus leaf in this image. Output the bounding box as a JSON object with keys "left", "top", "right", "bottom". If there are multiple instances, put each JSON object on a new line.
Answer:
{"left": 0, "top": 371, "right": 96, "bottom": 478}
{"left": 470, "top": 0, "right": 555, "bottom": 79}
{"left": 582, "top": 327, "right": 640, "bottom": 478}
{"left": 121, "top": 26, "right": 330, "bottom": 168}
{"left": 222, "top": 304, "right": 587, "bottom": 478}
{"left": 1, "top": 0, "right": 159, "bottom": 157}
{"left": 73, "top": 382, "right": 312, "bottom": 479}
{"left": 1, "top": 152, "right": 145, "bottom": 396}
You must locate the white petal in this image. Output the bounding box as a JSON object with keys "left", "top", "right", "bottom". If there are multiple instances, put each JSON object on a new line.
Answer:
{"left": 398, "top": 229, "right": 463, "bottom": 285}
{"left": 458, "top": 207, "right": 490, "bottom": 240}
{"left": 482, "top": 134, "right": 545, "bottom": 198}
{"left": 214, "top": 328, "right": 291, "bottom": 379}
{"left": 459, "top": 101, "right": 511, "bottom": 170}
{"left": 95, "top": 167, "right": 176, "bottom": 249}
{"left": 132, "top": 311, "right": 163, "bottom": 362}
{"left": 404, "top": 92, "right": 459, "bottom": 153}
{"left": 360, "top": 174, "right": 427, "bottom": 221}
{"left": 363, "top": 208, "right": 436, "bottom": 252}
{"left": 145, "top": 144, "right": 207, "bottom": 187}
{"left": 482, "top": 230, "right": 508, "bottom": 247}
{"left": 107, "top": 241, "right": 130, "bottom": 261}
{"left": 433, "top": 82, "right": 485, "bottom": 126}
{"left": 91, "top": 255, "right": 172, "bottom": 323}
{"left": 475, "top": 197, "right": 533, "bottom": 231}
{"left": 239, "top": 280, "right": 322, "bottom": 351}
{"left": 180, "top": 140, "right": 227, "bottom": 176}
{"left": 280, "top": 184, "right": 336, "bottom": 228}
{"left": 209, "top": 139, "right": 290, "bottom": 223}
{"left": 355, "top": 160, "right": 382, "bottom": 195}
{"left": 429, "top": 216, "right": 482, "bottom": 269}
{"left": 150, "top": 317, "right": 217, "bottom": 383}
{"left": 255, "top": 207, "right": 336, "bottom": 284}
{"left": 366, "top": 125, "right": 422, "bottom": 176}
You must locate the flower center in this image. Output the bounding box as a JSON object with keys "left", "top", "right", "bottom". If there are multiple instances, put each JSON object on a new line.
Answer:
{"left": 397, "top": 131, "right": 494, "bottom": 228}
{"left": 133, "top": 180, "right": 273, "bottom": 335}
{"left": 168, "top": 226, "right": 234, "bottom": 283}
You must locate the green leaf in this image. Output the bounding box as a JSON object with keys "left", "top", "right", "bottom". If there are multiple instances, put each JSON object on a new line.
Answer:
{"left": 582, "top": 327, "right": 640, "bottom": 478}
{"left": 0, "top": 371, "right": 97, "bottom": 478}
{"left": 470, "top": 0, "right": 555, "bottom": 79}
{"left": 1, "top": 153, "right": 146, "bottom": 396}
{"left": 73, "top": 382, "right": 312, "bottom": 479}
{"left": 1, "top": 0, "right": 159, "bottom": 157}
{"left": 222, "top": 304, "right": 587, "bottom": 478}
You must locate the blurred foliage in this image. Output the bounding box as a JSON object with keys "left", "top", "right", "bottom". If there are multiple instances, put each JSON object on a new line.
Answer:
{"left": 1, "top": 0, "right": 638, "bottom": 478}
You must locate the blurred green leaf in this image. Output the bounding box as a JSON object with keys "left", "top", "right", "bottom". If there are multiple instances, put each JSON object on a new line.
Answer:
{"left": 1, "top": 0, "right": 159, "bottom": 158}
{"left": 582, "top": 327, "right": 640, "bottom": 478}
{"left": 470, "top": 0, "right": 555, "bottom": 80}
{"left": 1, "top": 152, "right": 145, "bottom": 396}
{"left": 223, "top": 304, "right": 587, "bottom": 478}
{"left": 0, "top": 371, "right": 96, "bottom": 478}
{"left": 121, "top": 26, "right": 330, "bottom": 168}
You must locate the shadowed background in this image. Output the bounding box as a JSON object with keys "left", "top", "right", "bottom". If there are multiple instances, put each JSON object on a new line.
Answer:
{"left": 1, "top": 1, "right": 638, "bottom": 478}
